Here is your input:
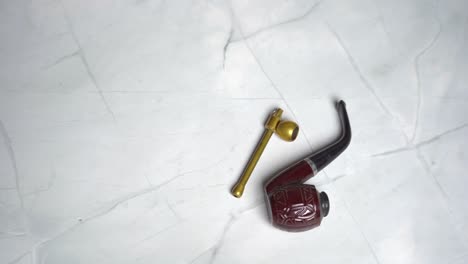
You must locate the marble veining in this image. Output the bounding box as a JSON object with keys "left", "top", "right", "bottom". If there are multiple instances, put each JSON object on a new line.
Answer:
{"left": 1, "top": 0, "right": 468, "bottom": 263}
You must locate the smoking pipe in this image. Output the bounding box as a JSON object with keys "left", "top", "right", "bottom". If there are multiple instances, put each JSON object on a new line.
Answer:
{"left": 264, "top": 100, "right": 351, "bottom": 232}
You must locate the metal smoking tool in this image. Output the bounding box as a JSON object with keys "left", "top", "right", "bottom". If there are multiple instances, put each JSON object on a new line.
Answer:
{"left": 231, "top": 108, "right": 299, "bottom": 198}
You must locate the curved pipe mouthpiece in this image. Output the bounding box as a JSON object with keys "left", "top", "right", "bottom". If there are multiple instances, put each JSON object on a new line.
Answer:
{"left": 307, "top": 100, "right": 351, "bottom": 173}
{"left": 264, "top": 100, "right": 351, "bottom": 232}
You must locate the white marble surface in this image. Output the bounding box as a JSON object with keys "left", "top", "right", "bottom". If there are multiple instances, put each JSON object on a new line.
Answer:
{"left": 1, "top": 0, "right": 468, "bottom": 263}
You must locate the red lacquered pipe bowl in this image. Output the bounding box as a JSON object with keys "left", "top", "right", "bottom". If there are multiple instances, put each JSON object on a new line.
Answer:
{"left": 264, "top": 101, "right": 351, "bottom": 232}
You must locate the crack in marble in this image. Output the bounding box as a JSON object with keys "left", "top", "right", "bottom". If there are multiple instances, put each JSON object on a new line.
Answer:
{"left": 371, "top": 122, "right": 468, "bottom": 158}
{"left": 326, "top": 22, "right": 392, "bottom": 118}
{"left": 179, "top": 156, "right": 228, "bottom": 176}
{"left": 166, "top": 199, "right": 181, "bottom": 220}
{"left": 371, "top": 146, "right": 412, "bottom": 157}
{"left": 222, "top": 27, "right": 233, "bottom": 69}
{"left": 414, "top": 149, "right": 468, "bottom": 248}
{"left": 7, "top": 251, "right": 30, "bottom": 264}
{"left": 189, "top": 246, "right": 214, "bottom": 264}
{"left": 346, "top": 208, "right": 382, "bottom": 264}
{"left": 60, "top": 1, "right": 117, "bottom": 123}
{"left": 205, "top": 202, "right": 264, "bottom": 264}
{"left": 0, "top": 120, "right": 24, "bottom": 210}
{"left": 144, "top": 174, "right": 152, "bottom": 186}
{"left": 130, "top": 221, "right": 182, "bottom": 247}
{"left": 41, "top": 50, "right": 80, "bottom": 70}
{"left": 416, "top": 123, "right": 468, "bottom": 148}
{"left": 238, "top": 200, "right": 264, "bottom": 215}
{"left": 416, "top": 149, "right": 450, "bottom": 201}
{"left": 209, "top": 214, "right": 235, "bottom": 264}
{"left": 316, "top": 173, "right": 346, "bottom": 186}
{"left": 228, "top": 0, "right": 323, "bottom": 45}
{"left": 411, "top": 0, "right": 443, "bottom": 143}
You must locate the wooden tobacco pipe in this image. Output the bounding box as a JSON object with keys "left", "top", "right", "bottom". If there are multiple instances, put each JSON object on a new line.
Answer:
{"left": 264, "top": 100, "right": 351, "bottom": 232}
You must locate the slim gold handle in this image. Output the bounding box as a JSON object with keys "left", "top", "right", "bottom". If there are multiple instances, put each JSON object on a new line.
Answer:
{"left": 231, "top": 108, "right": 299, "bottom": 198}
{"left": 231, "top": 129, "right": 274, "bottom": 198}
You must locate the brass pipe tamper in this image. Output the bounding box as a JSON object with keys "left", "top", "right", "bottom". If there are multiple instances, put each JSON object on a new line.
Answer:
{"left": 231, "top": 108, "right": 299, "bottom": 198}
